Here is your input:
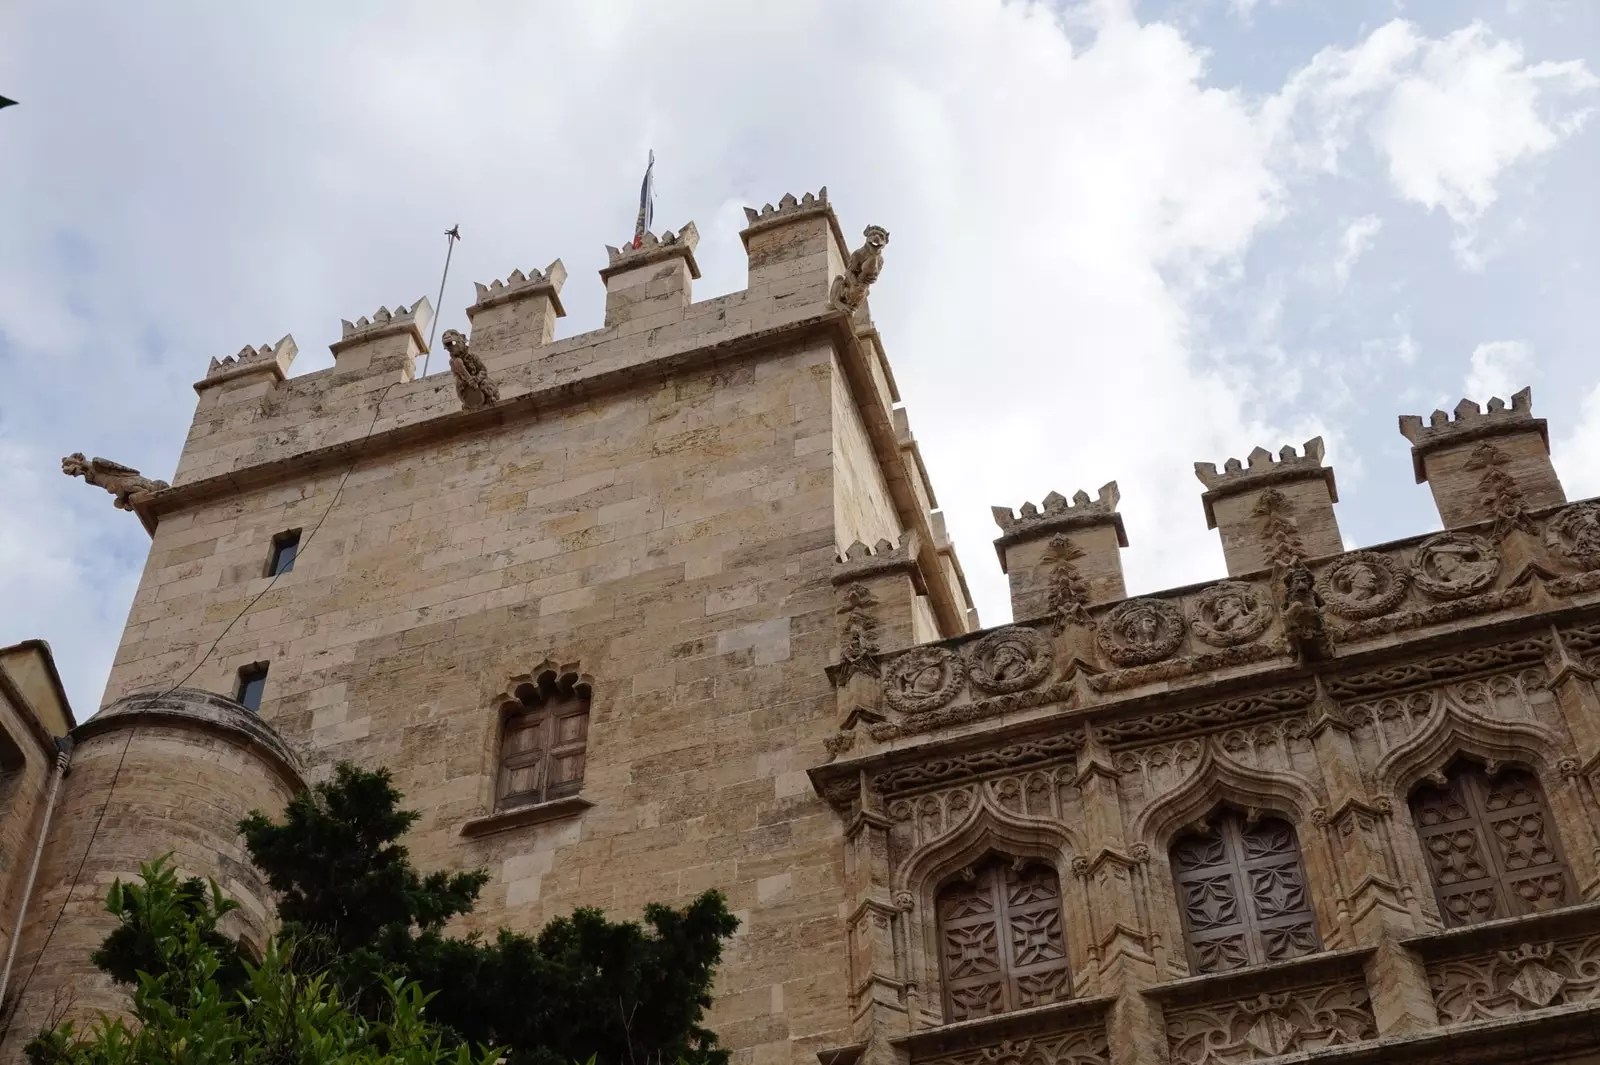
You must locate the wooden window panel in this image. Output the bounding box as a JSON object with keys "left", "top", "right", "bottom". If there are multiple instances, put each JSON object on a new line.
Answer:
{"left": 1411, "top": 765, "right": 1573, "bottom": 928}
{"left": 1172, "top": 812, "right": 1321, "bottom": 974}
{"left": 937, "top": 858, "right": 1071, "bottom": 1022}
{"left": 496, "top": 688, "right": 589, "bottom": 810}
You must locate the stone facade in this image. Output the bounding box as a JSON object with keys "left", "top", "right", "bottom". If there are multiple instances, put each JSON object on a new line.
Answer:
{"left": 7, "top": 183, "right": 1600, "bottom": 1065}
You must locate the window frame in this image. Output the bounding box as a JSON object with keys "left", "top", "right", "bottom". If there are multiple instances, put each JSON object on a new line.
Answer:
{"left": 495, "top": 674, "right": 590, "bottom": 812}
{"left": 1170, "top": 808, "right": 1322, "bottom": 974}
{"left": 934, "top": 855, "right": 1072, "bottom": 1022}
{"left": 266, "top": 529, "right": 302, "bottom": 577}
{"left": 235, "top": 663, "right": 269, "bottom": 712}
{"left": 1409, "top": 760, "right": 1575, "bottom": 928}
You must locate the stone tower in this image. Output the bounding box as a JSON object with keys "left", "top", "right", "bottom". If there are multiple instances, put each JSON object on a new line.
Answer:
{"left": 10, "top": 182, "right": 1600, "bottom": 1065}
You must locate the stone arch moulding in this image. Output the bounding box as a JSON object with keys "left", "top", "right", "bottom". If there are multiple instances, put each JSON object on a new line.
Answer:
{"left": 891, "top": 787, "right": 1088, "bottom": 1021}
{"left": 1372, "top": 699, "right": 1562, "bottom": 802}
{"left": 1131, "top": 740, "right": 1322, "bottom": 847}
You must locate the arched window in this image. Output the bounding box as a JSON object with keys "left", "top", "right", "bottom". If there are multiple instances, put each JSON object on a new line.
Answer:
{"left": 1171, "top": 810, "right": 1321, "bottom": 974}
{"left": 1410, "top": 761, "right": 1573, "bottom": 927}
{"left": 497, "top": 672, "right": 590, "bottom": 811}
{"left": 936, "top": 856, "right": 1070, "bottom": 1021}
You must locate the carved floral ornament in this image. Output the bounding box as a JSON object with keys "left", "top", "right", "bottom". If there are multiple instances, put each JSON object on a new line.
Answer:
{"left": 1316, "top": 550, "right": 1408, "bottom": 619}
{"left": 966, "top": 626, "right": 1054, "bottom": 694}
{"left": 1189, "top": 582, "right": 1271, "bottom": 647}
{"left": 883, "top": 645, "right": 964, "bottom": 714}
{"left": 1547, "top": 502, "right": 1600, "bottom": 571}
{"left": 1410, "top": 532, "right": 1499, "bottom": 600}
{"left": 1096, "top": 597, "right": 1185, "bottom": 666}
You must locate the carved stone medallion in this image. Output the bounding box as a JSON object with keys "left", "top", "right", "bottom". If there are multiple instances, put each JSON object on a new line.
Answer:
{"left": 1411, "top": 532, "right": 1499, "bottom": 600}
{"left": 1548, "top": 502, "right": 1600, "bottom": 571}
{"left": 883, "top": 645, "right": 963, "bottom": 714}
{"left": 1097, "top": 598, "right": 1184, "bottom": 666}
{"left": 1317, "top": 550, "right": 1408, "bottom": 619}
{"left": 965, "top": 626, "right": 1054, "bottom": 695}
{"left": 1189, "top": 582, "right": 1271, "bottom": 647}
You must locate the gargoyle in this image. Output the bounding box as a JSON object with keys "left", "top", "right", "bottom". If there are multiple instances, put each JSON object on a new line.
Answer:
{"left": 441, "top": 329, "right": 499, "bottom": 411}
{"left": 61, "top": 453, "right": 169, "bottom": 511}
{"left": 1280, "top": 563, "right": 1333, "bottom": 663}
{"left": 830, "top": 224, "right": 889, "bottom": 313}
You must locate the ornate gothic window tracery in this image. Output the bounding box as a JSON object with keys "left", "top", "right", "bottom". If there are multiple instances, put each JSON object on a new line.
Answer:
{"left": 496, "top": 672, "right": 589, "bottom": 811}
{"left": 1171, "top": 810, "right": 1321, "bottom": 974}
{"left": 1410, "top": 761, "right": 1573, "bottom": 927}
{"left": 935, "top": 856, "right": 1071, "bottom": 1021}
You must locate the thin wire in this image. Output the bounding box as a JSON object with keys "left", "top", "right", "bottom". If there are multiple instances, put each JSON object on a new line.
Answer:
{"left": 9, "top": 376, "right": 402, "bottom": 1013}
{"left": 419, "top": 226, "right": 459, "bottom": 379}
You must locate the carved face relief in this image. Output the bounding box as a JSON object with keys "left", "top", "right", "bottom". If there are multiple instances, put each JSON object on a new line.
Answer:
{"left": 1316, "top": 551, "right": 1407, "bottom": 619}
{"left": 1548, "top": 503, "right": 1600, "bottom": 571}
{"left": 1190, "top": 582, "right": 1271, "bottom": 647}
{"left": 1096, "top": 598, "right": 1184, "bottom": 666}
{"left": 965, "top": 626, "right": 1054, "bottom": 695}
{"left": 1411, "top": 533, "right": 1499, "bottom": 599}
{"left": 883, "top": 645, "right": 963, "bottom": 714}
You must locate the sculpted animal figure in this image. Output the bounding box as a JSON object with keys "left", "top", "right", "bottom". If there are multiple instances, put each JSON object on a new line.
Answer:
{"left": 442, "top": 329, "right": 500, "bottom": 411}
{"left": 61, "top": 453, "right": 169, "bottom": 510}
{"left": 1281, "top": 563, "right": 1333, "bottom": 662}
{"left": 830, "top": 225, "right": 889, "bottom": 312}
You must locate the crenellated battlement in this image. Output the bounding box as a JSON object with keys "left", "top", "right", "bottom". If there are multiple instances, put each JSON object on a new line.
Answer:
{"left": 992, "top": 483, "right": 1124, "bottom": 542}
{"left": 1399, "top": 387, "right": 1564, "bottom": 528}
{"left": 331, "top": 298, "right": 433, "bottom": 353}
{"left": 469, "top": 261, "right": 568, "bottom": 316}
{"left": 601, "top": 223, "right": 701, "bottom": 277}
{"left": 196, "top": 335, "right": 297, "bottom": 391}
{"left": 1398, "top": 388, "right": 1541, "bottom": 451}
{"left": 742, "top": 189, "right": 830, "bottom": 233}
{"left": 1194, "top": 437, "right": 1331, "bottom": 493}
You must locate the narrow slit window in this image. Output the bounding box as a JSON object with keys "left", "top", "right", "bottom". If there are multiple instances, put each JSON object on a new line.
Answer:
{"left": 236, "top": 663, "right": 269, "bottom": 712}
{"left": 268, "top": 530, "right": 301, "bottom": 577}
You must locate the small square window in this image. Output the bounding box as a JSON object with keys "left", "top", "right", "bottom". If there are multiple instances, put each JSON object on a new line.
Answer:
{"left": 267, "top": 530, "right": 301, "bottom": 577}
{"left": 236, "top": 663, "right": 269, "bottom": 712}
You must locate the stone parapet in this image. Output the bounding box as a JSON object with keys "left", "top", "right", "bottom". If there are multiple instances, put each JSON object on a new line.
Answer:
{"left": 194, "top": 335, "right": 298, "bottom": 394}
{"left": 600, "top": 224, "right": 700, "bottom": 330}
{"left": 740, "top": 189, "right": 849, "bottom": 307}
{"left": 992, "top": 483, "right": 1128, "bottom": 617}
{"left": 1399, "top": 388, "right": 1565, "bottom": 530}
{"left": 328, "top": 297, "right": 432, "bottom": 380}
{"left": 466, "top": 261, "right": 567, "bottom": 356}
{"left": 1195, "top": 437, "right": 1342, "bottom": 575}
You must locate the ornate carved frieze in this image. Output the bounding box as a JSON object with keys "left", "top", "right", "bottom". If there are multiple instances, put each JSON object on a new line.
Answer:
{"left": 1164, "top": 983, "right": 1375, "bottom": 1065}
{"left": 1325, "top": 638, "right": 1549, "bottom": 700}
{"left": 1343, "top": 668, "right": 1550, "bottom": 756}
{"left": 967, "top": 627, "right": 1055, "bottom": 695}
{"left": 1411, "top": 532, "right": 1500, "bottom": 600}
{"left": 1466, "top": 441, "right": 1539, "bottom": 541}
{"left": 1095, "top": 685, "right": 1317, "bottom": 746}
{"left": 868, "top": 681, "right": 1077, "bottom": 741}
{"left": 1547, "top": 502, "right": 1600, "bottom": 571}
{"left": 1253, "top": 487, "right": 1308, "bottom": 569}
{"left": 1043, "top": 534, "right": 1094, "bottom": 629}
{"left": 871, "top": 732, "right": 1084, "bottom": 796}
{"left": 1317, "top": 551, "right": 1408, "bottom": 619}
{"left": 916, "top": 1031, "right": 1110, "bottom": 1065}
{"left": 1430, "top": 936, "right": 1600, "bottom": 1024}
{"left": 837, "top": 582, "right": 882, "bottom": 683}
{"left": 1097, "top": 598, "right": 1185, "bottom": 666}
{"left": 1332, "top": 583, "right": 1534, "bottom": 642}
{"left": 1086, "top": 643, "right": 1277, "bottom": 694}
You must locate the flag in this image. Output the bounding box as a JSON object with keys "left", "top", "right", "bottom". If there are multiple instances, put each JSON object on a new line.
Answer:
{"left": 0, "top": 96, "right": 17, "bottom": 110}
{"left": 632, "top": 150, "right": 655, "bottom": 249}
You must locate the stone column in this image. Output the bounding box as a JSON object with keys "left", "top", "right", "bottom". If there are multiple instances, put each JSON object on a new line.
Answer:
{"left": 830, "top": 534, "right": 924, "bottom": 733}
{"left": 739, "top": 189, "right": 848, "bottom": 308}
{"left": 1195, "top": 438, "right": 1342, "bottom": 575}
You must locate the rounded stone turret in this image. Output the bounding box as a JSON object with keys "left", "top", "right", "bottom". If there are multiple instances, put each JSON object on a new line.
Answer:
{"left": 0, "top": 688, "right": 302, "bottom": 1057}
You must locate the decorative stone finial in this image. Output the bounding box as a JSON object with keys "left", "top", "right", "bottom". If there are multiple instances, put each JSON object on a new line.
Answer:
{"left": 61, "top": 453, "right": 169, "bottom": 511}
{"left": 602, "top": 223, "right": 702, "bottom": 277}
{"left": 1399, "top": 387, "right": 1539, "bottom": 451}
{"left": 201, "top": 334, "right": 297, "bottom": 387}
{"left": 441, "top": 329, "right": 500, "bottom": 411}
{"left": 469, "top": 260, "right": 568, "bottom": 318}
{"left": 991, "top": 483, "right": 1124, "bottom": 543}
{"left": 830, "top": 225, "right": 889, "bottom": 313}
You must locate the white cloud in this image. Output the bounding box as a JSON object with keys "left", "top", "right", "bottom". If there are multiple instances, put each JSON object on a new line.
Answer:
{"left": 1464, "top": 339, "right": 1536, "bottom": 401}
{"left": 1331, "top": 214, "right": 1383, "bottom": 288}
{"left": 1557, "top": 381, "right": 1600, "bottom": 499}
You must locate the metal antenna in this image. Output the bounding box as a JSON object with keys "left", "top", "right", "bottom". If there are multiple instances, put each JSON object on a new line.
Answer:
{"left": 420, "top": 224, "right": 460, "bottom": 377}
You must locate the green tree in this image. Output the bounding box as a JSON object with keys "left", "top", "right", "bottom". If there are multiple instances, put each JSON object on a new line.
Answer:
{"left": 239, "top": 764, "right": 739, "bottom": 1065}
{"left": 25, "top": 857, "right": 498, "bottom": 1065}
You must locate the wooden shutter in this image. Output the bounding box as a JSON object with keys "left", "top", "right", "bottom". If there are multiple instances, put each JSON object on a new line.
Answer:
{"left": 1412, "top": 765, "right": 1572, "bottom": 928}
{"left": 496, "top": 687, "right": 590, "bottom": 810}
{"left": 1173, "top": 812, "right": 1321, "bottom": 974}
{"left": 937, "top": 858, "right": 1071, "bottom": 1021}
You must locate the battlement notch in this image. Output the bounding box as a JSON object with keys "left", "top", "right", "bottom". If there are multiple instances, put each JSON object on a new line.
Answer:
{"left": 992, "top": 482, "right": 1128, "bottom": 619}
{"left": 1195, "top": 437, "right": 1342, "bottom": 575}
{"left": 1398, "top": 387, "right": 1565, "bottom": 530}
{"left": 467, "top": 260, "right": 568, "bottom": 356}
{"left": 194, "top": 335, "right": 297, "bottom": 399}
{"left": 328, "top": 297, "right": 433, "bottom": 380}
{"left": 600, "top": 224, "right": 700, "bottom": 330}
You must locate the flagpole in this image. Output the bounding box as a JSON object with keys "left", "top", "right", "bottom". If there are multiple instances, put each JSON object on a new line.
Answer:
{"left": 420, "top": 224, "right": 460, "bottom": 378}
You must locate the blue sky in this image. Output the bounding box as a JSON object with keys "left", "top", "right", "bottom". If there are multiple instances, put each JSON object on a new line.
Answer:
{"left": 2, "top": 0, "right": 1597, "bottom": 712}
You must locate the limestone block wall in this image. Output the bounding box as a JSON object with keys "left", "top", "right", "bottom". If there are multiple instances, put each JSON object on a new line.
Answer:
{"left": 1, "top": 689, "right": 300, "bottom": 1059}
{"left": 0, "top": 687, "right": 57, "bottom": 978}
